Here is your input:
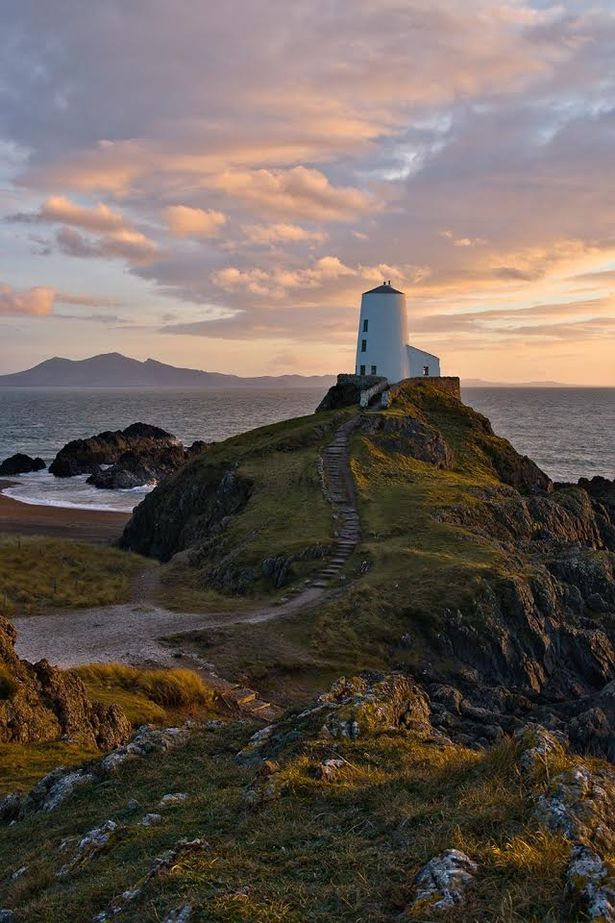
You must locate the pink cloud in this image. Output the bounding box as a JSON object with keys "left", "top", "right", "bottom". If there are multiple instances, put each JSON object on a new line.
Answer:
{"left": 164, "top": 205, "right": 226, "bottom": 238}
{"left": 0, "top": 284, "right": 55, "bottom": 316}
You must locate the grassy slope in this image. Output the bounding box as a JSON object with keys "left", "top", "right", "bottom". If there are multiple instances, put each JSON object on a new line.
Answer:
{"left": 0, "top": 665, "right": 218, "bottom": 795}
{"left": 1, "top": 720, "right": 609, "bottom": 922}
{"left": 0, "top": 536, "right": 145, "bottom": 614}
{"left": 149, "top": 409, "right": 349, "bottom": 609}
{"left": 178, "top": 382, "right": 533, "bottom": 701}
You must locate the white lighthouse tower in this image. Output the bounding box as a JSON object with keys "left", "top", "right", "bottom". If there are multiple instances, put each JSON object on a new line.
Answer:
{"left": 354, "top": 281, "right": 440, "bottom": 382}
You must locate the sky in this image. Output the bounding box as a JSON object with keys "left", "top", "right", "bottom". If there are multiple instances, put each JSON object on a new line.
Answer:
{"left": 0, "top": 1, "right": 614, "bottom": 383}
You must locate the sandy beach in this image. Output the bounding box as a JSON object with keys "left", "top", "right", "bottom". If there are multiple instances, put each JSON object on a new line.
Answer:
{"left": 0, "top": 480, "right": 130, "bottom": 543}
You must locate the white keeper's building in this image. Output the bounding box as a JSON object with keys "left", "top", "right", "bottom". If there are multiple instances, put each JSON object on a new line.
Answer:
{"left": 354, "top": 281, "right": 440, "bottom": 382}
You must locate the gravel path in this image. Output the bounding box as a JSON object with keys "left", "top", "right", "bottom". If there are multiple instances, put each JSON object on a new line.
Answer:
{"left": 12, "top": 587, "right": 324, "bottom": 669}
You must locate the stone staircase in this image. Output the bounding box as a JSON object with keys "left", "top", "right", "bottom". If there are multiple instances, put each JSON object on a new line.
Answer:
{"left": 306, "top": 416, "right": 362, "bottom": 590}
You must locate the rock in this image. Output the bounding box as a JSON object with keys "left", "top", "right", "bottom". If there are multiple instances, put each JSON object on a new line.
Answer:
{"left": 49, "top": 422, "right": 177, "bottom": 478}
{"left": 0, "top": 616, "right": 131, "bottom": 750}
{"left": 564, "top": 844, "right": 615, "bottom": 922}
{"left": 22, "top": 767, "right": 97, "bottom": 815}
{"left": 568, "top": 708, "right": 615, "bottom": 762}
{"left": 515, "top": 725, "right": 567, "bottom": 774}
{"left": 316, "top": 758, "right": 346, "bottom": 781}
{"left": 534, "top": 765, "right": 615, "bottom": 852}
{"left": 0, "top": 453, "right": 45, "bottom": 475}
{"left": 99, "top": 725, "right": 190, "bottom": 773}
{"left": 10, "top": 866, "right": 28, "bottom": 880}
{"left": 409, "top": 849, "right": 478, "bottom": 913}
{"left": 59, "top": 820, "right": 119, "bottom": 877}
{"left": 0, "top": 911, "right": 15, "bottom": 922}
{"left": 317, "top": 673, "right": 431, "bottom": 740}
{"left": 141, "top": 813, "right": 162, "bottom": 826}
{"left": 158, "top": 792, "right": 189, "bottom": 808}
{"left": 162, "top": 906, "right": 195, "bottom": 923}
{"left": 93, "top": 838, "right": 210, "bottom": 921}
{"left": 368, "top": 413, "right": 453, "bottom": 469}
{"left": 86, "top": 444, "right": 190, "bottom": 490}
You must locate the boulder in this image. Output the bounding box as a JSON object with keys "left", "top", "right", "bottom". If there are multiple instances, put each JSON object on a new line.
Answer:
{"left": 0, "top": 453, "right": 46, "bottom": 476}
{"left": 0, "top": 616, "right": 131, "bottom": 749}
{"left": 49, "top": 422, "right": 177, "bottom": 478}
{"left": 409, "top": 849, "right": 478, "bottom": 914}
{"left": 564, "top": 844, "right": 615, "bottom": 922}
{"left": 534, "top": 765, "right": 615, "bottom": 853}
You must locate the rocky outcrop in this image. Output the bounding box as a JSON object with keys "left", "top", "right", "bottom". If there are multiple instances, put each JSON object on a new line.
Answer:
{"left": 564, "top": 845, "right": 615, "bottom": 922}
{"left": 49, "top": 422, "right": 179, "bottom": 478}
{"left": 534, "top": 765, "right": 615, "bottom": 852}
{"left": 0, "top": 616, "right": 130, "bottom": 748}
{"left": 236, "top": 672, "right": 434, "bottom": 766}
{"left": 409, "top": 849, "right": 478, "bottom": 914}
{"left": 0, "top": 453, "right": 45, "bottom": 475}
{"left": 0, "top": 723, "right": 193, "bottom": 824}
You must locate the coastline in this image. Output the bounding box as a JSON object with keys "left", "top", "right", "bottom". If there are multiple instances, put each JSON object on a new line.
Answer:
{"left": 0, "top": 479, "right": 130, "bottom": 543}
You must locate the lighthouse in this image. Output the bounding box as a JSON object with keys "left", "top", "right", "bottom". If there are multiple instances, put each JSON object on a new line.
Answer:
{"left": 354, "top": 281, "right": 440, "bottom": 382}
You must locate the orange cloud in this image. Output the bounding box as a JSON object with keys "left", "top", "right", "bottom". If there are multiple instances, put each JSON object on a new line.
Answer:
{"left": 164, "top": 205, "right": 226, "bottom": 238}
{"left": 209, "top": 166, "right": 372, "bottom": 221}
{"left": 0, "top": 284, "right": 55, "bottom": 316}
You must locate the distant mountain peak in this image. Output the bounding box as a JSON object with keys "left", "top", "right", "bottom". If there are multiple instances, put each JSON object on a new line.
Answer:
{"left": 0, "top": 353, "right": 335, "bottom": 390}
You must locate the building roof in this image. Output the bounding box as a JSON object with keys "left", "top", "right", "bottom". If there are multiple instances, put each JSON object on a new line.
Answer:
{"left": 363, "top": 282, "right": 404, "bottom": 295}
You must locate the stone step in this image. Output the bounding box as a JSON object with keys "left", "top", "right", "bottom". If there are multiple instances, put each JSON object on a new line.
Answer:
{"left": 224, "top": 687, "right": 257, "bottom": 705}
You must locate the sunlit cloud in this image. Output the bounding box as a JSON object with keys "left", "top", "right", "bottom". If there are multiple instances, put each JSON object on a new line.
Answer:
{"left": 164, "top": 205, "right": 226, "bottom": 238}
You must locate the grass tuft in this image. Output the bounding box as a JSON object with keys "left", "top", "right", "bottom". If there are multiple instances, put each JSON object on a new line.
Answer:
{"left": 74, "top": 663, "right": 215, "bottom": 709}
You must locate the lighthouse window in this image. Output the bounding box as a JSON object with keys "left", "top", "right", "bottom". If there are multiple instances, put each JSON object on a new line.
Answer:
{"left": 371, "top": 365, "right": 377, "bottom": 375}
{"left": 362, "top": 319, "right": 368, "bottom": 332}
{"left": 361, "top": 339, "right": 367, "bottom": 352}
{"left": 423, "top": 365, "right": 430, "bottom": 376}
{"left": 359, "top": 364, "right": 366, "bottom": 376}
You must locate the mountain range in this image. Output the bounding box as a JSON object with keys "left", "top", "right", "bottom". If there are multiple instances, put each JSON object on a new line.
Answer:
{"left": 0, "top": 353, "right": 575, "bottom": 389}
{"left": 0, "top": 353, "right": 336, "bottom": 389}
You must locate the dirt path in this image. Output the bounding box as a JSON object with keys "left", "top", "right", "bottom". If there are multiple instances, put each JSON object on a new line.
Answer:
{"left": 12, "top": 418, "right": 361, "bottom": 670}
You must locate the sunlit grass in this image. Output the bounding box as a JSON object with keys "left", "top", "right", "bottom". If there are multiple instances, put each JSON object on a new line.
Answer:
{"left": 0, "top": 535, "right": 144, "bottom": 613}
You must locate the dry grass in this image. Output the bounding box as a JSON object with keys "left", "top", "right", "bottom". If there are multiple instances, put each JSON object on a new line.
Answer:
{"left": 0, "top": 535, "right": 144, "bottom": 613}
{"left": 74, "top": 663, "right": 215, "bottom": 709}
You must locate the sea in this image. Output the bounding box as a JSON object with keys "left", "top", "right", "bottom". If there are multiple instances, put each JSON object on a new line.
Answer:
{"left": 0, "top": 386, "right": 613, "bottom": 513}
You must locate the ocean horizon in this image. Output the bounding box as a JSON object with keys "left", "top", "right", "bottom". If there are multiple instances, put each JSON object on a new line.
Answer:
{"left": 0, "top": 385, "right": 613, "bottom": 512}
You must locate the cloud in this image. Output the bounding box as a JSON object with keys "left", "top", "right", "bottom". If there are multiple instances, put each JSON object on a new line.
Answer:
{"left": 11, "top": 195, "right": 125, "bottom": 232}
{"left": 0, "top": 283, "right": 126, "bottom": 317}
{"left": 209, "top": 166, "right": 372, "bottom": 221}
{"left": 1, "top": 2, "right": 615, "bottom": 381}
{"left": 9, "top": 194, "right": 158, "bottom": 265}
{"left": 164, "top": 205, "right": 226, "bottom": 238}
{"left": 0, "top": 283, "right": 55, "bottom": 316}
{"left": 55, "top": 226, "right": 157, "bottom": 264}
{"left": 242, "top": 223, "right": 327, "bottom": 246}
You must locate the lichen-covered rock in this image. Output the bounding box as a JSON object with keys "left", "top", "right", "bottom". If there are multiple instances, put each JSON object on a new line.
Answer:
{"left": 317, "top": 673, "right": 431, "bottom": 740}
{"left": 243, "top": 760, "right": 284, "bottom": 807}
{"left": 158, "top": 792, "right": 189, "bottom": 808}
{"left": 409, "top": 849, "right": 478, "bottom": 914}
{"left": 93, "top": 838, "right": 209, "bottom": 922}
{"left": 162, "top": 907, "right": 195, "bottom": 923}
{"left": 564, "top": 844, "right": 615, "bottom": 922}
{"left": 0, "top": 616, "right": 131, "bottom": 749}
{"left": 58, "top": 820, "right": 120, "bottom": 877}
{"left": 316, "top": 758, "right": 346, "bottom": 781}
{"left": 141, "top": 813, "right": 162, "bottom": 826}
{"left": 515, "top": 724, "right": 567, "bottom": 774}
{"left": 535, "top": 765, "right": 615, "bottom": 852}
{"left": 99, "top": 725, "right": 190, "bottom": 773}
{"left": 21, "top": 767, "right": 97, "bottom": 815}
